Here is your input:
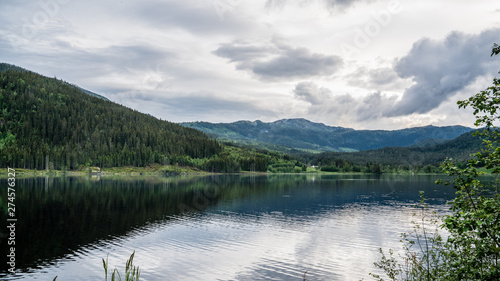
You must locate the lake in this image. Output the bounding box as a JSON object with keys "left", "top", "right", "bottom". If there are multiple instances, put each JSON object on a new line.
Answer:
{"left": 0, "top": 174, "right": 456, "bottom": 280}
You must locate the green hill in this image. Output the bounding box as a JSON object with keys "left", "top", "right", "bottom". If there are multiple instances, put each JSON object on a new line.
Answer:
{"left": 0, "top": 62, "right": 481, "bottom": 174}
{"left": 182, "top": 119, "right": 473, "bottom": 152}
{"left": 0, "top": 63, "right": 222, "bottom": 170}
{"left": 0, "top": 63, "right": 109, "bottom": 101}
{"left": 70, "top": 84, "right": 109, "bottom": 101}
{"left": 306, "top": 129, "right": 484, "bottom": 172}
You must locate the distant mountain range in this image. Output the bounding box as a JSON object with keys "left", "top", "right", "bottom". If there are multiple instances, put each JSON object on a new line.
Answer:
{"left": 182, "top": 118, "right": 474, "bottom": 152}
{"left": 0, "top": 61, "right": 481, "bottom": 172}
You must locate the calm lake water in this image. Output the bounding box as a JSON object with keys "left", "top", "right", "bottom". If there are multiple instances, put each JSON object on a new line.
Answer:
{"left": 0, "top": 174, "right": 456, "bottom": 280}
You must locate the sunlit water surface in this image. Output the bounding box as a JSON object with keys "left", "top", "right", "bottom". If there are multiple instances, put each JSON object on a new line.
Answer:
{"left": 0, "top": 174, "right": 455, "bottom": 280}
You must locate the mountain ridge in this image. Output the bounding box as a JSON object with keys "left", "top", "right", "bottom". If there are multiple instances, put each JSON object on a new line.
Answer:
{"left": 182, "top": 119, "right": 474, "bottom": 152}
{"left": 308, "top": 128, "right": 482, "bottom": 168}
{"left": 0, "top": 62, "right": 109, "bottom": 101}
{"left": 0, "top": 62, "right": 481, "bottom": 174}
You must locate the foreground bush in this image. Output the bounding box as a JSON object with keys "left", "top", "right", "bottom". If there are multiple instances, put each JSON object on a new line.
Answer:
{"left": 372, "top": 43, "right": 500, "bottom": 280}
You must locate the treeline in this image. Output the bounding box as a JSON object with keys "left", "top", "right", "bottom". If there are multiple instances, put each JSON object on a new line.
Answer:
{"left": 0, "top": 63, "right": 483, "bottom": 174}
{"left": 298, "top": 130, "right": 483, "bottom": 173}
{"left": 0, "top": 65, "right": 222, "bottom": 170}
{"left": 318, "top": 160, "right": 442, "bottom": 174}
{"left": 0, "top": 64, "right": 304, "bottom": 173}
{"left": 164, "top": 144, "right": 306, "bottom": 173}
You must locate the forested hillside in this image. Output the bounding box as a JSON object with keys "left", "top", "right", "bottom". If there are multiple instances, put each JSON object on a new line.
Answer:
{"left": 0, "top": 64, "right": 222, "bottom": 170}
{"left": 303, "top": 130, "right": 483, "bottom": 173}
{"left": 182, "top": 119, "right": 473, "bottom": 152}
{"left": 0, "top": 62, "right": 482, "bottom": 174}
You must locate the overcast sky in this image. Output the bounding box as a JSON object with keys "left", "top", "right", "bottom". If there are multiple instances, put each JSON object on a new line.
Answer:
{"left": 1, "top": 0, "right": 499, "bottom": 129}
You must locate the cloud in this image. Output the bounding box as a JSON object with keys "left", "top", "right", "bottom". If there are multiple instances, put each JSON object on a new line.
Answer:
{"left": 134, "top": 1, "right": 252, "bottom": 35}
{"left": 1, "top": 0, "right": 499, "bottom": 130}
{"left": 293, "top": 81, "right": 333, "bottom": 104}
{"left": 290, "top": 29, "right": 500, "bottom": 127}
{"left": 265, "top": 0, "right": 375, "bottom": 11}
{"left": 367, "top": 67, "right": 400, "bottom": 85}
{"left": 289, "top": 81, "right": 452, "bottom": 129}
{"left": 110, "top": 90, "right": 275, "bottom": 123}
{"left": 292, "top": 81, "right": 397, "bottom": 122}
{"left": 214, "top": 40, "right": 343, "bottom": 80}
{"left": 346, "top": 66, "right": 409, "bottom": 91}
{"left": 355, "top": 91, "right": 398, "bottom": 121}
{"left": 386, "top": 28, "right": 500, "bottom": 116}
{"left": 0, "top": 38, "right": 176, "bottom": 93}
{"left": 82, "top": 45, "right": 173, "bottom": 70}
{"left": 322, "top": 0, "right": 376, "bottom": 9}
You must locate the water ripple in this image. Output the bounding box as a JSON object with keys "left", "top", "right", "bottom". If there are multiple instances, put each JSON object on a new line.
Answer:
{"left": 3, "top": 175, "right": 455, "bottom": 281}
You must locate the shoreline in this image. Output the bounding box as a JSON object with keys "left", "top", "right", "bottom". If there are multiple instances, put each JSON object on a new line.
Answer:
{"left": 0, "top": 166, "right": 445, "bottom": 179}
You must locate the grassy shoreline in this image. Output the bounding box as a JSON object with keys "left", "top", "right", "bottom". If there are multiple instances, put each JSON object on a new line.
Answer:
{"left": 0, "top": 165, "right": 446, "bottom": 179}
{"left": 0, "top": 165, "right": 211, "bottom": 178}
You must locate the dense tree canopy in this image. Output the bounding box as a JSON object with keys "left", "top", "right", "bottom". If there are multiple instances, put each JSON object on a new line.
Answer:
{"left": 0, "top": 65, "right": 222, "bottom": 170}
{"left": 0, "top": 64, "right": 307, "bottom": 173}
{"left": 0, "top": 62, "right": 484, "bottom": 174}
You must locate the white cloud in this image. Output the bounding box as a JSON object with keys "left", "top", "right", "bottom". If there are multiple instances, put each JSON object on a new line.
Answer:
{"left": 291, "top": 81, "right": 399, "bottom": 125}
{"left": 345, "top": 65, "right": 411, "bottom": 91}
{"left": 214, "top": 40, "right": 344, "bottom": 81}
{"left": 293, "top": 81, "right": 334, "bottom": 104}
{"left": 0, "top": 0, "right": 499, "bottom": 129}
{"left": 387, "top": 28, "right": 500, "bottom": 116}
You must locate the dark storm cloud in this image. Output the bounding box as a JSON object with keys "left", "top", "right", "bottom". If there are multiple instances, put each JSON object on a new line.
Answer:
{"left": 386, "top": 28, "right": 500, "bottom": 116}
{"left": 214, "top": 41, "right": 343, "bottom": 80}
